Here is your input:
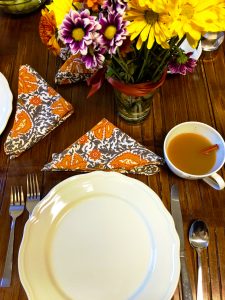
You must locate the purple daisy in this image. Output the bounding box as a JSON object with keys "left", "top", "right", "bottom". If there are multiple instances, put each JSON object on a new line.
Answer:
{"left": 60, "top": 9, "right": 101, "bottom": 56}
{"left": 98, "top": 12, "right": 128, "bottom": 55}
{"left": 102, "top": 0, "right": 127, "bottom": 13}
{"left": 168, "top": 52, "right": 197, "bottom": 75}
{"left": 82, "top": 33, "right": 106, "bottom": 69}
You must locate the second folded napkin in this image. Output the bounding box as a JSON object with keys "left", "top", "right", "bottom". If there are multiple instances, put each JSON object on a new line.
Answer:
{"left": 4, "top": 65, "right": 74, "bottom": 159}
{"left": 55, "top": 54, "right": 93, "bottom": 85}
{"left": 43, "top": 118, "right": 164, "bottom": 175}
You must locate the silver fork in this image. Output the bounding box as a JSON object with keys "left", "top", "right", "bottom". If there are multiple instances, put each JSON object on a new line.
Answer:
{"left": 0, "top": 186, "right": 25, "bottom": 287}
{"left": 26, "top": 174, "right": 40, "bottom": 216}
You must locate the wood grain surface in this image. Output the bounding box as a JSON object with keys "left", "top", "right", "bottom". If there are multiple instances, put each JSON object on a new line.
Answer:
{"left": 0, "top": 8, "right": 225, "bottom": 300}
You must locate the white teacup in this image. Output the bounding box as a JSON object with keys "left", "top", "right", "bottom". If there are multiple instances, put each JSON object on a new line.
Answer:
{"left": 163, "top": 122, "right": 225, "bottom": 190}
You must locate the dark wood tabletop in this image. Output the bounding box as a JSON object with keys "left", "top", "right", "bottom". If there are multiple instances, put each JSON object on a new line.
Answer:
{"left": 0, "top": 8, "right": 225, "bottom": 300}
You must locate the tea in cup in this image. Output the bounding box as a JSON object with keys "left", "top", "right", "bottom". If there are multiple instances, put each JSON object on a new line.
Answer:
{"left": 163, "top": 122, "right": 225, "bottom": 190}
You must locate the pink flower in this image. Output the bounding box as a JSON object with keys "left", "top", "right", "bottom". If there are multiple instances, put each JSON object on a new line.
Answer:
{"left": 168, "top": 52, "right": 197, "bottom": 75}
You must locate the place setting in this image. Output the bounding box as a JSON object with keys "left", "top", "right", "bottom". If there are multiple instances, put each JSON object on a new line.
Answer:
{"left": 0, "top": 0, "right": 225, "bottom": 299}
{"left": 2, "top": 107, "right": 225, "bottom": 299}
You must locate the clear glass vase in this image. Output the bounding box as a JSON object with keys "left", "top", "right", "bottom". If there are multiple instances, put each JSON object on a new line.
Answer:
{"left": 201, "top": 32, "right": 224, "bottom": 52}
{"left": 114, "top": 89, "right": 155, "bottom": 123}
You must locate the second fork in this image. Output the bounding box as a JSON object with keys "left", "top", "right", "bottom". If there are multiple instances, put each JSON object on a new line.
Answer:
{"left": 26, "top": 174, "right": 40, "bottom": 216}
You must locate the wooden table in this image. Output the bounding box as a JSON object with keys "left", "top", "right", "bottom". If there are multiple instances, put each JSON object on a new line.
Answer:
{"left": 0, "top": 8, "right": 225, "bottom": 300}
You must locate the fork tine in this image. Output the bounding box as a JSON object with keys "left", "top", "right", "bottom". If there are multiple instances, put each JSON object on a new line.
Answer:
{"left": 32, "top": 174, "right": 36, "bottom": 196}
{"left": 35, "top": 174, "right": 40, "bottom": 199}
{"left": 20, "top": 186, "right": 24, "bottom": 205}
{"left": 10, "top": 187, "right": 14, "bottom": 204}
{"left": 27, "top": 175, "right": 30, "bottom": 198}
{"left": 15, "top": 186, "right": 20, "bottom": 205}
{"left": 30, "top": 175, "right": 34, "bottom": 198}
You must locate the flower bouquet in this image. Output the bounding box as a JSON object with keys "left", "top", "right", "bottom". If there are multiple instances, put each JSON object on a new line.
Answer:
{"left": 39, "top": 0, "right": 225, "bottom": 122}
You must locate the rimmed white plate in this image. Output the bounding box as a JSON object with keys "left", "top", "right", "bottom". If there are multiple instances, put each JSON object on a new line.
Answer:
{"left": 18, "top": 171, "right": 180, "bottom": 300}
{"left": 0, "top": 72, "right": 13, "bottom": 135}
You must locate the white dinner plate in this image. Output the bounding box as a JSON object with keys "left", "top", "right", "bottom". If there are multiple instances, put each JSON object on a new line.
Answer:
{"left": 18, "top": 171, "right": 180, "bottom": 300}
{"left": 0, "top": 72, "right": 13, "bottom": 135}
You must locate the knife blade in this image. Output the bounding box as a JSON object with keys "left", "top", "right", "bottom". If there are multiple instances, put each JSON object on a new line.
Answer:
{"left": 171, "top": 184, "right": 193, "bottom": 300}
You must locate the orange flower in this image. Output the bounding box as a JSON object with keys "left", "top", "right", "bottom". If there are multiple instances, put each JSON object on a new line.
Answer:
{"left": 29, "top": 96, "right": 42, "bottom": 106}
{"left": 89, "top": 149, "right": 101, "bottom": 160}
{"left": 120, "top": 37, "right": 133, "bottom": 58}
{"left": 85, "top": 0, "right": 103, "bottom": 11}
{"left": 39, "top": 9, "right": 60, "bottom": 56}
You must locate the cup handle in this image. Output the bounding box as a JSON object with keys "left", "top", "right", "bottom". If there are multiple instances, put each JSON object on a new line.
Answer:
{"left": 202, "top": 173, "right": 225, "bottom": 190}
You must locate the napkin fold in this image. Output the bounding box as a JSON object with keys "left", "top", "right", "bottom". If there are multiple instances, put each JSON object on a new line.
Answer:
{"left": 43, "top": 118, "right": 164, "bottom": 175}
{"left": 4, "top": 64, "right": 74, "bottom": 159}
{"left": 55, "top": 54, "right": 93, "bottom": 85}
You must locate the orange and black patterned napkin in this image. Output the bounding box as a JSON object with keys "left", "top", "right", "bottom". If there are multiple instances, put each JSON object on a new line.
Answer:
{"left": 55, "top": 54, "right": 93, "bottom": 85}
{"left": 43, "top": 118, "right": 164, "bottom": 175}
{"left": 4, "top": 65, "right": 74, "bottom": 159}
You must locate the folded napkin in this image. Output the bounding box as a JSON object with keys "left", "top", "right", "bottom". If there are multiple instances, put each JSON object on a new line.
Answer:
{"left": 4, "top": 64, "right": 74, "bottom": 159}
{"left": 43, "top": 118, "right": 164, "bottom": 175}
{"left": 55, "top": 54, "right": 93, "bottom": 85}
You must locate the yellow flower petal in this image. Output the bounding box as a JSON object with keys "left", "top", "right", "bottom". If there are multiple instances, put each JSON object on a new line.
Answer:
{"left": 46, "top": 0, "right": 74, "bottom": 27}
{"left": 147, "top": 27, "right": 155, "bottom": 49}
{"left": 140, "top": 24, "right": 151, "bottom": 41}
{"left": 136, "top": 35, "right": 143, "bottom": 50}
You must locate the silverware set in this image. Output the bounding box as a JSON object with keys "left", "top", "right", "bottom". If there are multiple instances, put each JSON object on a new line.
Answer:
{"left": 0, "top": 174, "right": 40, "bottom": 288}
{"left": 171, "top": 184, "right": 209, "bottom": 300}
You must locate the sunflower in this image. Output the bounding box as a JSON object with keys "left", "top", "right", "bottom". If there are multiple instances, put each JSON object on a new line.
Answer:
{"left": 125, "top": 0, "right": 174, "bottom": 50}
{"left": 171, "top": 0, "right": 224, "bottom": 48}
{"left": 46, "top": 0, "right": 75, "bottom": 28}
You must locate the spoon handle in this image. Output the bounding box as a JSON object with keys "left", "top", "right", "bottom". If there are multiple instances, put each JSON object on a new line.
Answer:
{"left": 197, "top": 251, "right": 203, "bottom": 300}
{"left": 180, "top": 255, "right": 193, "bottom": 300}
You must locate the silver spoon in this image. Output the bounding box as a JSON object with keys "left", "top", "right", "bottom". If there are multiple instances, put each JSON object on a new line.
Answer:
{"left": 189, "top": 220, "right": 209, "bottom": 300}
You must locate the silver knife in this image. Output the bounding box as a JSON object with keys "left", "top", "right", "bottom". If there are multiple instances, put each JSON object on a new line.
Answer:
{"left": 171, "top": 184, "right": 193, "bottom": 300}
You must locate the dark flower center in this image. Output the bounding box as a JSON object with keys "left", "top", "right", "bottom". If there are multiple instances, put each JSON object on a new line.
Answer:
{"left": 145, "top": 10, "right": 158, "bottom": 25}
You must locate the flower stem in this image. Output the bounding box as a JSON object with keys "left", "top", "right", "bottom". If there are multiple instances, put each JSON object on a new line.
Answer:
{"left": 112, "top": 52, "right": 134, "bottom": 82}
{"left": 137, "top": 47, "right": 150, "bottom": 82}
{"left": 151, "top": 37, "right": 179, "bottom": 81}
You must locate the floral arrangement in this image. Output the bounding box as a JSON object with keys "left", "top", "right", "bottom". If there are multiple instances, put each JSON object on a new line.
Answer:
{"left": 39, "top": 0, "right": 225, "bottom": 95}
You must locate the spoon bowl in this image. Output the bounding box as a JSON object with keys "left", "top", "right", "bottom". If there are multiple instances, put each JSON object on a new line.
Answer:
{"left": 189, "top": 220, "right": 209, "bottom": 250}
{"left": 189, "top": 220, "right": 209, "bottom": 300}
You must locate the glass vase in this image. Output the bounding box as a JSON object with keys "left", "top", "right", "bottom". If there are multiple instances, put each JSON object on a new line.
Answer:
{"left": 201, "top": 32, "right": 224, "bottom": 52}
{"left": 114, "top": 89, "right": 155, "bottom": 123}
